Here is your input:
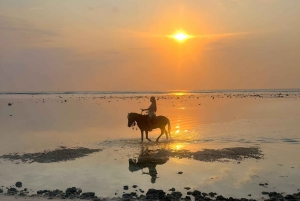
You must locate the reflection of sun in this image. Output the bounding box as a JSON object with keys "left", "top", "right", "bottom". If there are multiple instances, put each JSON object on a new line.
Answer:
{"left": 171, "top": 144, "right": 184, "bottom": 150}
{"left": 174, "top": 92, "right": 185, "bottom": 96}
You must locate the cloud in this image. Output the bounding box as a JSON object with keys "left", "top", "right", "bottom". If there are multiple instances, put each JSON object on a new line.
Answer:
{"left": 0, "top": 15, "right": 59, "bottom": 43}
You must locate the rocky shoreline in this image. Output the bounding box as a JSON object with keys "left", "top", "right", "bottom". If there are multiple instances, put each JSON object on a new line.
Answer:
{"left": 1, "top": 182, "right": 300, "bottom": 201}
{"left": 0, "top": 147, "right": 102, "bottom": 163}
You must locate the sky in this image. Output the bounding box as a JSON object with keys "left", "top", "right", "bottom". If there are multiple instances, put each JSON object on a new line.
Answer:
{"left": 1, "top": 0, "right": 300, "bottom": 92}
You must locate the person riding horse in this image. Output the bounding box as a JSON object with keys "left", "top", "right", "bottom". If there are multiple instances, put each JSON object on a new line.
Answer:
{"left": 141, "top": 96, "right": 157, "bottom": 131}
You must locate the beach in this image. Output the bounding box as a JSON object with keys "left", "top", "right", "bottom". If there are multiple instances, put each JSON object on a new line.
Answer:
{"left": 0, "top": 91, "right": 300, "bottom": 200}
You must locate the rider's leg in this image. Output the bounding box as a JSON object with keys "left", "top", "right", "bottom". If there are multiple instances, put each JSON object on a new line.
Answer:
{"left": 147, "top": 116, "right": 152, "bottom": 131}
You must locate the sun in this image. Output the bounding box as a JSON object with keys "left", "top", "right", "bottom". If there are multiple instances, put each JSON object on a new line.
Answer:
{"left": 174, "top": 33, "right": 188, "bottom": 41}
{"left": 169, "top": 31, "right": 193, "bottom": 42}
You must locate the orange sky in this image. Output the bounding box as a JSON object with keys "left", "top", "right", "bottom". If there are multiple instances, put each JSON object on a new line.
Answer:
{"left": 1, "top": 0, "right": 300, "bottom": 91}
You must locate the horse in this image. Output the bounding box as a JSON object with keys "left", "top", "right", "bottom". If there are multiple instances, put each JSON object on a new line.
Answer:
{"left": 127, "top": 112, "right": 171, "bottom": 142}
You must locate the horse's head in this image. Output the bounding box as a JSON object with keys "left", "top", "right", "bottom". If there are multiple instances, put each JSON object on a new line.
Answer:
{"left": 127, "top": 113, "right": 136, "bottom": 127}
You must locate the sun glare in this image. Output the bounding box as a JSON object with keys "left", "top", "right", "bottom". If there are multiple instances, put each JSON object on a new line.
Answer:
{"left": 169, "top": 31, "right": 193, "bottom": 42}
{"left": 174, "top": 33, "right": 188, "bottom": 41}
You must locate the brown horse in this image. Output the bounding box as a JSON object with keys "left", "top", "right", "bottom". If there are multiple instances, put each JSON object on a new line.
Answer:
{"left": 127, "top": 113, "right": 171, "bottom": 142}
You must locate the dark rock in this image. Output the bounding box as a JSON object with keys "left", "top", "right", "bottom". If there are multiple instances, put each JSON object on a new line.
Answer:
{"left": 132, "top": 185, "right": 138, "bottom": 188}
{"left": 146, "top": 189, "right": 166, "bottom": 199}
{"left": 262, "top": 191, "right": 269, "bottom": 195}
{"left": 7, "top": 187, "right": 18, "bottom": 195}
{"left": 122, "top": 193, "right": 131, "bottom": 201}
{"left": 8, "top": 103, "right": 12, "bottom": 106}
{"left": 209, "top": 192, "right": 217, "bottom": 197}
{"left": 184, "top": 187, "right": 191, "bottom": 190}
{"left": 37, "top": 190, "right": 50, "bottom": 194}
{"left": 169, "top": 188, "right": 175, "bottom": 192}
{"left": 24, "top": 188, "right": 28, "bottom": 191}
{"left": 285, "top": 194, "right": 295, "bottom": 200}
{"left": 187, "top": 191, "right": 192, "bottom": 195}
{"left": 192, "top": 190, "right": 202, "bottom": 197}
{"left": 16, "top": 181, "right": 22, "bottom": 188}
{"left": 293, "top": 192, "right": 300, "bottom": 199}
{"left": 216, "top": 195, "right": 226, "bottom": 200}
{"left": 80, "top": 192, "right": 95, "bottom": 199}
{"left": 178, "top": 171, "right": 183, "bottom": 174}
{"left": 185, "top": 195, "right": 191, "bottom": 200}
{"left": 0, "top": 189, "right": 3, "bottom": 194}
{"left": 65, "top": 187, "right": 77, "bottom": 196}
{"left": 123, "top": 185, "right": 129, "bottom": 190}
{"left": 171, "top": 191, "right": 182, "bottom": 199}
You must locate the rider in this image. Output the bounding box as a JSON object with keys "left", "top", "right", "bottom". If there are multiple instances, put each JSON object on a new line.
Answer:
{"left": 141, "top": 96, "right": 157, "bottom": 131}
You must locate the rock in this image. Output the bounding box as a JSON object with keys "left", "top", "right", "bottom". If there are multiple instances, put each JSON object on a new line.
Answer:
{"left": 7, "top": 187, "right": 18, "bottom": 195}
{"left": 262, "top": 191, "right": 269, "bottom": 195}
{"left": 293, "top": 192, "right": 300, "bottom": 199}
{"left": 65, "top": 187, "right": 77, "bottom": 196}
{"left": 171, "top": 191, "right": 182, "bottom": 199}
{"left": 178, "top": 171, "right": 183, "bottom": 174}
{"left": 192, "top": 190, "right": 201, "bottom": 197}
{"left": 15, "top": 181, "right": 22, "bottom": 188}
{"left": 8, "top": 103, "right": 12, "bottom": 106}
{"left": 184, "top": 187, "right": 191, "bottom": 190}
{"left": 80, "top": 192, "right": 95, "bottom": 199}
{"left": 123, "top": 185, "right": 129, "bottom": 190}
{"left": 169, "top": 188, "right": 176, "bottom": 192}
{"left": 37, "top": 190, "right": 50, "bottom": 195}
{"left": 285, "top": 194, "right": 295, "bottom": 200}
{"left": 209, "top": 192, "right": 217, "bottom": 197}
{"left": 185, "top": 196, "right": 191, "bottom": 200}
{"left": 0, "top": 189, "right": 3, "bottom": 194}
{"left": 146, "top": 189, "right": 166, "bottom": 199}
{"left": 216, "top": 195, "right": 226, "bottom": 200}
{"left": 76, "top": 188, "right": 82, "bottom": 194}
{"left": 132, "top": 185, "right": 138, "bottom": 188}
{"left": 122, "top": 193, "right": 131, "bottom": 201}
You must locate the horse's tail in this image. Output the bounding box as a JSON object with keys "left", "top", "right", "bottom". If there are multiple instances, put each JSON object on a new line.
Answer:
{"left": 167, "top": 119, "right": 171, "bottom": 138}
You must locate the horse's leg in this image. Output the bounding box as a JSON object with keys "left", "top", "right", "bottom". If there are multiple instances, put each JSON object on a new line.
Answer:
{"left": 146, "top": 131, "right": 152, "bottom": 141}
{"left": 165, "top": 128, "right": 169, "bottom": 140}
{"left": 141, "top": 130, "right": 144, "bottom": 143}
{"left": 156, "top": 128, "right": 165, "bottom": 142}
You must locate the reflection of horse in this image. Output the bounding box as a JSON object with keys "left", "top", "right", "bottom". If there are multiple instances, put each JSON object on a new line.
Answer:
{"left": 128, "top": 145, "right": 169, "bottom": 183}
{"left": 127, "top": 113, "right": 171, "bottom": 142}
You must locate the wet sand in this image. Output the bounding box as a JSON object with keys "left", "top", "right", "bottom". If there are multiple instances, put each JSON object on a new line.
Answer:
{"left": 1, "top": 91, "right": 300, "bottom": 200}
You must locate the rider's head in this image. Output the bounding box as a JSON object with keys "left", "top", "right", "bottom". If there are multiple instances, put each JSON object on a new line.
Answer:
{"left": 150, "top": 96, "right": 155, "bottom": 103}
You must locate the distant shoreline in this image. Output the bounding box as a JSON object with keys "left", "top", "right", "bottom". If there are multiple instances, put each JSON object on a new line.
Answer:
{"left": 1, "top": 88, "right": 300, "bottom": 95}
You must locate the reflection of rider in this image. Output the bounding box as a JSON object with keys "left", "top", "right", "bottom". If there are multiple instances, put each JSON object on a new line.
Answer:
{"left": 141, "top": 96, "right": 157, "bottom": 131}
{"left": 128, "top": 144, "right": 169, "bottom": 184}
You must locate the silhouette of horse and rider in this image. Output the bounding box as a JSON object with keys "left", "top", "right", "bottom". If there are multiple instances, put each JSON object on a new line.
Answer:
{"left": 127, "top": 96, "right": 171, "bottom": 142}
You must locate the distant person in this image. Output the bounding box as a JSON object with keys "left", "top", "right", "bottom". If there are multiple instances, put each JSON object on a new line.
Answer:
{"left": 141, "top": 96, "right": 157, "bottom": 131}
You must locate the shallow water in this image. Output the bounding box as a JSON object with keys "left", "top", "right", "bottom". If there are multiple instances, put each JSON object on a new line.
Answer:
{"left": 0, "top": 92, "right": 300, "bottom": 199}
